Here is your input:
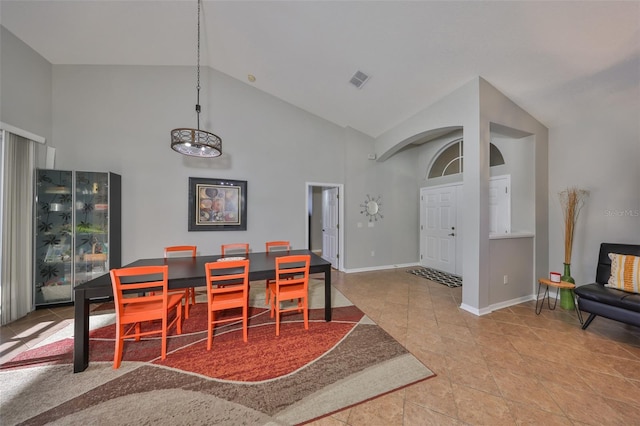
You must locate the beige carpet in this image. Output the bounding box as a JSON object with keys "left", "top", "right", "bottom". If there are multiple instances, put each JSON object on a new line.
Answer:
{"left": 1, "top": 282, "right": 435, "bottom": 425}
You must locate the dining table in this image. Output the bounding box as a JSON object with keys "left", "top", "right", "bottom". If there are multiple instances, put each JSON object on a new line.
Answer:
{"left": 72, "top": 249, "right": 332, "bottom": 373}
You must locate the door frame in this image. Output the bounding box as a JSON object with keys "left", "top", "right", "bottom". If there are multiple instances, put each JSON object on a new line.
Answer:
{"left": 305, "top": 182, "right": 344, "bottom": 272}
{"left": 420, "top": 183, "right": 463, "bottom": 275}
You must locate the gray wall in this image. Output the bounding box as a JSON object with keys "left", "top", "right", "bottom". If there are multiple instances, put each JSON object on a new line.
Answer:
{"left": 50, "top": 64, "right": 350, "bottom": 263}
{"left": 0, "top": 26, "right": 51, "bottom": 163}
{"left": 3, "top": 22, "right": 638, "bottom": 289}
{"left": 344, "top": 127, "right": 419, "bottom": 270}
{"left": 547, "top": 76, "right": 640, "bottom": 284}
{"left": 1, "top": 28, "right": 421, "bottom": 271}
{"left": 489, "top": 237, "right": 534, "bottom": 305}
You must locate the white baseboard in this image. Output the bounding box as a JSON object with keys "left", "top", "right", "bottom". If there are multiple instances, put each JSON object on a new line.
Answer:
{"left": 460, "top": 303, "right": 492, "bottom": 316}
{"left": 489, "top": 295, "right": 536, "bottom": 312}
{"left": 345, "top": 262, "right": 419, "bottom": 274}
{"left": 461, "top": 294, "right": 536, "bottom": 317}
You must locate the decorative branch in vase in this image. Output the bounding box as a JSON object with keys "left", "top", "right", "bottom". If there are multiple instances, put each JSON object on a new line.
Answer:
{"left": 558, "top": 186, "right": 589, "bottom": 284}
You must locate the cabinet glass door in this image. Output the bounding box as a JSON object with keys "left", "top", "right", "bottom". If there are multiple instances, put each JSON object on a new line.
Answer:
{"left": 34, "top": 170, "right": 74, "bottom": 305}
{"left": 74, "top": 171, "right": 109, "bottom": 286}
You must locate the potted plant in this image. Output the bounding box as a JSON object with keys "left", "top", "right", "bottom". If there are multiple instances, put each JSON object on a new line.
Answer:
{"left": 558, "top": 186, "right": 589, "bottom": 309}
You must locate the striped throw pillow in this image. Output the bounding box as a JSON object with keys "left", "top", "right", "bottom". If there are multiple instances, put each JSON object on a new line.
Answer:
{"left": 606, "top": 253, "right": 640, "bottom": 293}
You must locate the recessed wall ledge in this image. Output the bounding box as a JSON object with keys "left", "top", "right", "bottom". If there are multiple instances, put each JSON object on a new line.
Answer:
{"left": 489, "top": 231, "right": 535, "bottom": 240}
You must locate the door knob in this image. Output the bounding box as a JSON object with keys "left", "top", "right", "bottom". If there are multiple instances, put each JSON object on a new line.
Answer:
{"left": 448, "top": 233, "right": 455, "bottom": 237}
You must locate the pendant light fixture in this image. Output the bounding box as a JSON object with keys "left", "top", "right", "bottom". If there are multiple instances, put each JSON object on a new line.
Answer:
{"left": 171, "top": 0, "right": 222, "bottom": 157}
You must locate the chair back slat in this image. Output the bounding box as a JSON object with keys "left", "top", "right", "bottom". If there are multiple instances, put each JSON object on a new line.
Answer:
{"left": 266, "top": 240, "right": 290, "bottom": 252}
{"left": 221, "top": 243, "right": 249, "bottom": 256}
{"left": 276, "top": 255, "right": 310, "bottom": 287}
{"left": 110, "top": 265, "right": 171, "bottom": 310}
{"left": 205, "top": 259, "right": 250, "bottom": 287}
{"left": 164, "top": 245, "right": 197, "bottom": 258}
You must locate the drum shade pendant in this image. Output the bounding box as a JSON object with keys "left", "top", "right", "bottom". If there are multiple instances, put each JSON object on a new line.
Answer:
{"left": 171, "top": 0, "right": 222, "bottom": 158}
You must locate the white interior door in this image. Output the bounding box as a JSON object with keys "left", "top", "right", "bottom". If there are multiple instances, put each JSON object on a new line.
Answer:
{"left": 489, "top": 175, "right": 511, "bottom": 235}
{"left": 420, "top": 185, "right": 457, "bottom": 274}
{"left": 322, "top": 187, "right": 339, "bottom": 268}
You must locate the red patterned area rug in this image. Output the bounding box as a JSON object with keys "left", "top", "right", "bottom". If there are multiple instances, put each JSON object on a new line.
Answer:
{"left": 1, "top": 284, "right": 435, "bottom": 425}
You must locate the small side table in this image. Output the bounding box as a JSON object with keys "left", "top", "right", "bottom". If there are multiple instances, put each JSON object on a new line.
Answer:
{"left": 536, "top": 278, "right": 583, "bottom": 324}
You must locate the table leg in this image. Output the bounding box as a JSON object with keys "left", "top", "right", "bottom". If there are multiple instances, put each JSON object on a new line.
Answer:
{"left": 547, "top": 287, "right": 560, "bottom": 310}
{"left": 73, "top": 290, "right": 90, "bottom": 373}
{"left": 535, "top": 282, "right": 548, "bottom": 315}
{"left": 324, "top": 266, "right": 332, "bottom": 321}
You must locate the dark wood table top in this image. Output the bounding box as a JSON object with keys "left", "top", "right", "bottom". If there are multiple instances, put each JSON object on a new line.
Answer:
{"left": 73, "top": 249, "right": 333, "bottom": 372}
{"left": 74, "top": 249, "right": 330, "bottom": 297}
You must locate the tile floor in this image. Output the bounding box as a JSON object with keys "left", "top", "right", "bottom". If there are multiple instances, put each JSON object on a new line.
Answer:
{"left": 0, "top": 304, "right": 75, "bottom": 365}
{"left": 2, "top": 268, "right": 640, "bottom": 425}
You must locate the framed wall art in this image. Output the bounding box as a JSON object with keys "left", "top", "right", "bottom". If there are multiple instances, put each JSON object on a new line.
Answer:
{"left": 188, "top": 177, "right": 247, "bottom": 231}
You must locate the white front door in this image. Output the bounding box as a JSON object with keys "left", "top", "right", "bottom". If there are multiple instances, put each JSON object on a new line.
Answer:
{"left": 420, "top": 185, "right": 457, "bottom": 274}
{"left": 322, "top": 187, "right": 339, "bottom": 269}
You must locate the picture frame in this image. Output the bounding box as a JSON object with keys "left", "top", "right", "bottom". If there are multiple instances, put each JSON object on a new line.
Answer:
{"left": 188, "top": 177, "right": 247, "bottom": 231}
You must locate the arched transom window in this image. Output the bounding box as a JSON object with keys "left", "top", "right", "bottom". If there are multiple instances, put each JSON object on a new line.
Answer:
{"left": 428, "top": 139, "right": 505, "bottom": 179}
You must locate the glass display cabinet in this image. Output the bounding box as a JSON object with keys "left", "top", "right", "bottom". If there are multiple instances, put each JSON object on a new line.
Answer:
{"left": 34, "top": 169, "right": 121, "bottom": 306}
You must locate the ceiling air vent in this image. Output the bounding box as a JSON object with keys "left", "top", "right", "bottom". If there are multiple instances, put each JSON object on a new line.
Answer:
{"left": 349, "top": 70, "right": 370, "bottom": 89}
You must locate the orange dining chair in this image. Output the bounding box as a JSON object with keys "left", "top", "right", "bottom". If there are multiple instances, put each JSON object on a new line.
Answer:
{"left": 218, "top": 244, "right": 249, "bottom": 289}
{"left": 164, "top": 245, "right": 197, "bottom": 319}
{"left": 265, "top": 241, "right": 291, "bottom": 305}
{"left": 269, "top": 255, "right": 310, "bottom": 336}
{"left": 110, "top": 265, "right": 183, "bottom": 369}
{"left": 221, "top": 243, "right": 249, "bottom": 257}
{"left": 204, "top": 259, "right": 250, "bottom": 350}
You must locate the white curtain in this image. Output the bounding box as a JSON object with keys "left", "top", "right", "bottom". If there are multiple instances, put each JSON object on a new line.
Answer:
{"left": 0, "top": 130, "right": 35, "bottom": 325}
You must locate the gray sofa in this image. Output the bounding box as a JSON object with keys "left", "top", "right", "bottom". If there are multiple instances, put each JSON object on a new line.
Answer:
{"left": 574, "top": 242, "right": 640, "bottom": 330}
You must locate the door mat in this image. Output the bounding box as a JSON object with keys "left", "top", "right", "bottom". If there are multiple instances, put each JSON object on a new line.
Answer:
{"left": 407, "top": 267, "right": 462, "bottom": 288}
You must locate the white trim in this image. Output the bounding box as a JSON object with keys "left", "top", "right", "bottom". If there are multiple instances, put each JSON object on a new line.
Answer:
{"left": 489, "top": 232, "right": 534, "bottom": 240}
{"left": 0, "top": 122, "right": 46, "bottom": 144}
{"left": 460, "top": 303, "right": 483, "bottom": 316}
{"left": 489, "top": 295, "right": 535, "bottom": 312}
{"left": 345, "top": 262, "right": 419, "bottom": 274}
{"left": 461, "top": 294, "right": 536, "bottom": 317}
{"left": 305, "top": 181, "right": 344, "bottom": 272}
{"left": 460, "top": 303, "right": 492, "bottom": 316}
{"left": 420, "top": 180, "right": 462, "bottom": 191}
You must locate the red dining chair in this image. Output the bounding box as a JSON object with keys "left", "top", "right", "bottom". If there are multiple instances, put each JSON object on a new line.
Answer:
{"left": 164, "top": 245, "right": 198, "bottom": 319}
{"left": 269, "top": 255, "right": 310, "bottom": 336}
{"left": 110, "top": 265, "right": 183, "bottom": 369}
{"left": 221, "top": 243, "right": 249, "bottom": 257}
{"left": 265, "top": 241, "right": 290, "bottom": 305}
{"left": 204, "top": 259, "right": 250, "bottom": 350}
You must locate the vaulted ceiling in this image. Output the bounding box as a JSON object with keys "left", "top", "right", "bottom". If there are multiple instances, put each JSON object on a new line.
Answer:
{"left": 2, "top": 1, "right": 638, "bottom": 138}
